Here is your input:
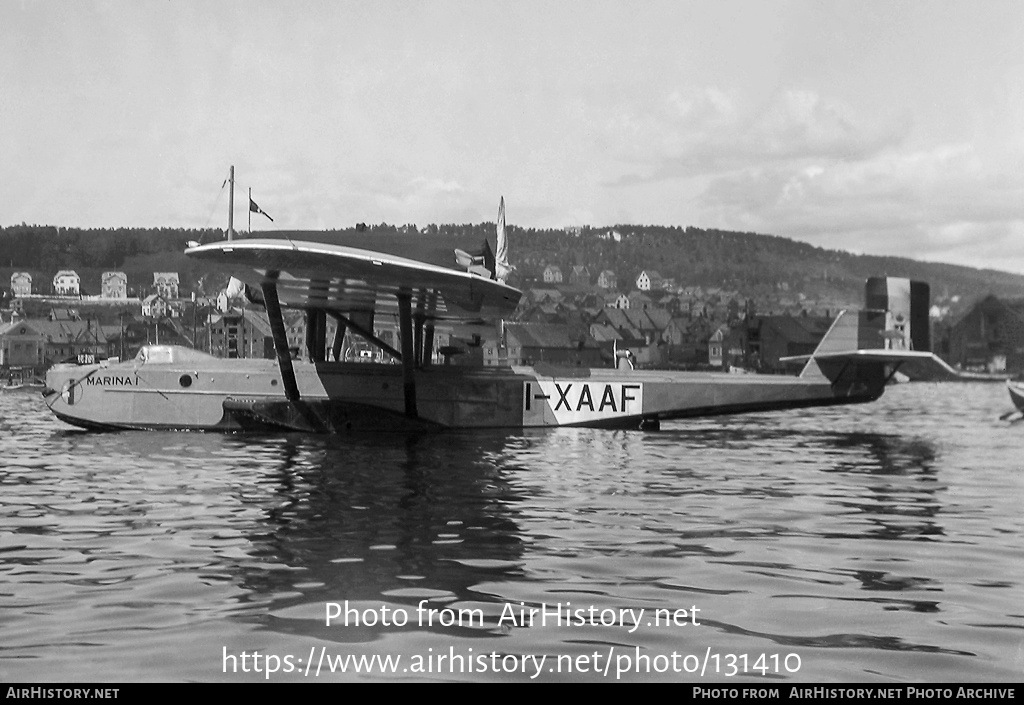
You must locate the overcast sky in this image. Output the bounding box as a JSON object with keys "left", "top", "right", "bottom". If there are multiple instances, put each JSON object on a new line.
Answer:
{"left": 4, "top": 0, "right": 1024, "bottom": 273}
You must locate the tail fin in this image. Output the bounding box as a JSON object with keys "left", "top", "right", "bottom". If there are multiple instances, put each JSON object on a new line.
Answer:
{"left": 798, "top": 309, "right": 857, "bottom": 379}
{"left": 787, "top": 277, "right": 959, "bottom": 385}
{"left": 802, "top": 277, "right": 932, "bottom": 362}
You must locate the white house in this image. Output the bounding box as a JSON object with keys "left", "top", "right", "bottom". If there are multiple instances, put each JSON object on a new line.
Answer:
{"left": 10, "top": 272, "right": 32, "bottom": 297}
{"left": 142, "top": 294, "right": 169, "bottom": 319}
{"left": 636, "top": 270, "right": 664, "bottom": 292}
{"left": 101, "top": 272, "right": 127, "bottom": 299}
{"left": 542, "top": 265, "right": 563, "bottom": 284}
{"left": 153, "top": 272, "right": 180, "bottom": 299}
{"left": 709, "top": 326, "right": 728, "bottom": 368}
{"left": 53, "top": 270, "right": 80, "bottom": 296}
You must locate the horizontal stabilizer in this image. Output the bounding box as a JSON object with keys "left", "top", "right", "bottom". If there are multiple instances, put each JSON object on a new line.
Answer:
{"left": 781, "top": 301, "right": 963, "bottom": 382}
{"left": 782, "top": 348, "right": 963, "bottom": 382}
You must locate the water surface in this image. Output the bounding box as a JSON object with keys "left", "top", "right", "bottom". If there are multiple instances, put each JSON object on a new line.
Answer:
{"left": 1, "top": 382, "right": 1021, "bottom": 682}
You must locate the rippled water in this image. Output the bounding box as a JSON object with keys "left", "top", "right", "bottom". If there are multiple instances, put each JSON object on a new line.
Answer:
{"left": 1, "top": 382, "right": 1022, "bottom": 682}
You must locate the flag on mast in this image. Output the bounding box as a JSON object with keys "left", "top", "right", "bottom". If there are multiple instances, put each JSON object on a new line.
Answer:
{"left": 249, "top": 197, "right": 274, "bottom": 222}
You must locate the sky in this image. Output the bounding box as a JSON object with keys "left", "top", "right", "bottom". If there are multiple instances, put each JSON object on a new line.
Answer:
{"left": 3, "top": 0, "right": 1024, "bottom": 273}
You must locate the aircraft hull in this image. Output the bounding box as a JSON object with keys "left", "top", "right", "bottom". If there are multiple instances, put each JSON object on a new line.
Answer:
{"left": 42, "top": 348, "right": 882, "bottom": 432}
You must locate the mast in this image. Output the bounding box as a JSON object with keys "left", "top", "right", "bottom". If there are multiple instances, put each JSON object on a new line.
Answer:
{"left": 227, "top": 165, "right": 235, "bottom": 241}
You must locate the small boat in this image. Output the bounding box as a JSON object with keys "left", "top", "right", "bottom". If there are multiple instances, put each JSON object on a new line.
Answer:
{"left": 1, "top": 368, "right": 43, "bottom": 392}
{"left": 1007, "top": 379, "right": 1024, "bottom": 412}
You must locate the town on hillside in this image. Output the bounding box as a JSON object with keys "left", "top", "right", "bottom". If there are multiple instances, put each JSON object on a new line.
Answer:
{"left": 0, "top": 263, "right": 1016, "bottom": 386}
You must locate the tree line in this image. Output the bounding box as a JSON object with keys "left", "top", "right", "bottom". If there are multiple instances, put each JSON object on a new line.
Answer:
{"left": 3, "top": 222, "right": 1024, "bottom": 312}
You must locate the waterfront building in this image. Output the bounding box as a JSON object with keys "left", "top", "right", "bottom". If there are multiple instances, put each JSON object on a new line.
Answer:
{"left": 496, "top": 323, "right": 603, "bottom": 367}
{"left": 0, "top": 320, "right": 46, "bottom": 370}
{"left": 206, "top": 308, "right": 275, "bottom": 359}
{"left": 946, "top": 294, "right": 1024, "bottom": 373}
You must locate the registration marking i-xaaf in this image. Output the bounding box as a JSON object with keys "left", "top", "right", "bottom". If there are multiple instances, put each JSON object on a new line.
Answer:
{"left": 523, "top": 381, "right": 643, "bottom": 425}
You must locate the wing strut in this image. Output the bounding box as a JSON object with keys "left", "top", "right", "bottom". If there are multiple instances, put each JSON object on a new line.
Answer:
{"left": 330, "top": 319, "right": 346, "bottom": 361}
{"left": 416, "top": 291, "right": 438, "bottom": 366}
{"left": 261, "top": 276, "right": 301, "bottom": 402}
{"left": 306, "top": 309, "right": 327, "bottom": 362}
{"left": 305, "top": 280, "right": 330, "bottom": 362}
{"left": 327, "top": 312, "right": 402, "bottom": 361}
{"left": 422, "top": 320, "right": 435, "bottom": 366}
{"left": 259, "top": 276, "right": 328, "bottom": 432}
{"left": 414, "top": 312, "right": 425, "bottom": 367}
{"left": 398, "top": 292, "right": 418, "bottom": 418}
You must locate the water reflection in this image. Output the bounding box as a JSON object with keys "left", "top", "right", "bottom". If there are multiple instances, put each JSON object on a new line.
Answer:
{"left": 211, "top": 432, "right": 533, "bottom": 642}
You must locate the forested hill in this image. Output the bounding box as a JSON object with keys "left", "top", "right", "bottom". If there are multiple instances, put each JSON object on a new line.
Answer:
{"left": 1, "top": 223, "right": 1022, "bottom": 314}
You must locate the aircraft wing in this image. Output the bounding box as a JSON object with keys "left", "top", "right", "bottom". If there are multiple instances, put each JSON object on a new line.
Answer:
{"left": 185, "top": 238, "right": 522, "bottom": 322}
{"left": 780, "top": 349, "right": 964, "bottom": 382}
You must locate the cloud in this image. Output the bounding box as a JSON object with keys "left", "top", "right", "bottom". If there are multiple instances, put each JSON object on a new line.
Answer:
{"left": 361, "top": 176, "right": 474, "bottom": 223}
{"left": 588, "top": 84, "right": 1024, "bottom": 271}
{"left": 406, "top": 176, "right": 465, "bottom": 197}
{"left": 603, "top": 87, "right": 908, "bottom": 184}
{"left": 694, "top": 141, "right": 1024, "bottom": 271}
{"left": 702, "top": 142, "right": 1024, "bottom": 228}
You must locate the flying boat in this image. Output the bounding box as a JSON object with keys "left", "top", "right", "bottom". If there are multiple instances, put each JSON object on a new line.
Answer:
{"left": 42, "top": 200, "right": 958, "bottom": 433}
